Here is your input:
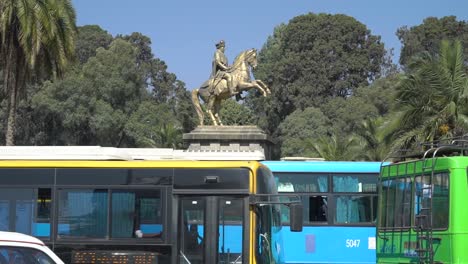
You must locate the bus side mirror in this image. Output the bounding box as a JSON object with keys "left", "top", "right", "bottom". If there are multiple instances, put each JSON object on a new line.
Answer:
{"left": 289, "top": 203, "right": 303, "bottom": 232}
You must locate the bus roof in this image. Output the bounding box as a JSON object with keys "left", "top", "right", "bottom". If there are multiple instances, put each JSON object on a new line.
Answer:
{"left": 262, "top": 160, "right": 383, "bottom": 173}
{"left": 0, "top": 146, "right": 265, "bottom": 161}
{"left": 381, "top": 156, "right": 468, "bottom": 176}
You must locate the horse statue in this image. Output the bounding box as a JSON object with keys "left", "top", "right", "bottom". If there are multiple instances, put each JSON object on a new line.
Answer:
{"left": 191, "top": 48, "right": 271, "bottom": 126}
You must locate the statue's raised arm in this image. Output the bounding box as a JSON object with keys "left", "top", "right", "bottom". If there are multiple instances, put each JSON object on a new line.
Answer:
{"left": 191, "top": 41, "right": 271, "bottom": 126}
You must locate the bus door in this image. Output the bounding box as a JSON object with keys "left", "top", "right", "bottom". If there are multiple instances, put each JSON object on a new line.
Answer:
{"left": 176, "top": 196, "right": 248, "bottom": 264}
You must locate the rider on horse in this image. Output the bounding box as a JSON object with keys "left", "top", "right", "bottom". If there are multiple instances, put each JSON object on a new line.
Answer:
{"left": 210, "top": 40, "right": 237, "bottom": 96}
{"left": 192, "top": 47, "right": 270, "bottom": 126}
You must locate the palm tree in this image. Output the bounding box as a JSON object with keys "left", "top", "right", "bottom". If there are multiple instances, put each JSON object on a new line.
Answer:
{"left": 0, "top": 0, "right": 77, "bottom": 145}
{"left": 306, "top": 133, "right": 360, "bottom": 161}
{"left": 394, "top": 40, "right": 468, "bottom": 150}
{"left": 153, "top": 123, "right": 183, "bottom": 149}
{"left": 354, "top": 117, "right": 394, "bottom": 161}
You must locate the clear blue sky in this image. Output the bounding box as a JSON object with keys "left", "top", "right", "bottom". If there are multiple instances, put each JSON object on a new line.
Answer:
{"left": 72, "top": 0, "right": 468, "bottom": 89}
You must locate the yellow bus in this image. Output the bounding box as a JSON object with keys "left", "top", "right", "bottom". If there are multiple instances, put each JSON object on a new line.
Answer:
{"left": 0, "top": 147, "right": 302, "bottom": 264}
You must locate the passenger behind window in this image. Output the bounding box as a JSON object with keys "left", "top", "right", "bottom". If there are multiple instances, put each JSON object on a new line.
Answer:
{"left": 185, "top": 224, "right": 203, "bottom": 253}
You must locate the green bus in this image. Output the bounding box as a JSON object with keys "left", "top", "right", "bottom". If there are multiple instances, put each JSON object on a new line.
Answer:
{"left": 377, "top": 140, "right": 468, "bottom": 263}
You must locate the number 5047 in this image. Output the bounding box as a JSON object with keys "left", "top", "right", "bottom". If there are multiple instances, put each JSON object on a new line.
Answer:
{"left": 346, "top": 239, "right": 360, "bottom": 248}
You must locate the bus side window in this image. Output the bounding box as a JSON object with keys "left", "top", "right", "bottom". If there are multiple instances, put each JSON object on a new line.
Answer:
{"left": 0, "top": 188, "right": 52, "bottom": 238}
{"left": 112, "top": 189, "right": 163, "bottom": 239}
{"left": 309, "top": 196, "right": 327, "bottom": 222}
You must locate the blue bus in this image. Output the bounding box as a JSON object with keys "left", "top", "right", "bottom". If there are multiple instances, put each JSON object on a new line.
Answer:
{"left": 262, "top": 160, "right": 381, "bottom": 264}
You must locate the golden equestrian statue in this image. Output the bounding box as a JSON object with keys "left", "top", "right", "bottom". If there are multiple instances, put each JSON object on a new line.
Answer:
{"left": 191, "top": 41, "right": 271, "bottom": 126}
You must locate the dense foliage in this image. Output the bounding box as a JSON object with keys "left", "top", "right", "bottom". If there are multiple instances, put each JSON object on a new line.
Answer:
{"left": 0, "top": 24, "right": 196, "bottom": 147}
{"left": 398, "top": 16, "right": 468, "bottom": 68}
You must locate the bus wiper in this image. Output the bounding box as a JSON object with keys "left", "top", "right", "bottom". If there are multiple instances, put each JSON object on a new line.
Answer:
{"left": 179, "top": 250, "right": 192, "bottom": 264}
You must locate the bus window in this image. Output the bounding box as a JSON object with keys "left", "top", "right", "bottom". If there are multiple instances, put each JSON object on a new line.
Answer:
{"left": 256, "top": 205, "right": 273, "bottom": 264}
{"left": 112, "top": 190, "right": 162, "bottom": 238}
{"left": 380, "top": 180, "right": 396, "bottom": 229}
{"left": 432, "top": 173, "right": 449, "bottom": 229}
{"left": 335, "top": 195, "right": 372, "bottom": 223}
{"left": 0, "top": 188, "right": 51, "bottom": 238}
{"left": 308, "top": 196, "right": 328, "bottom": 222}
{"left": 277, "top": 173, "right": 328, "bottom": 193}
{"left": 179, "top": 198, "right": 204, "bottom": 264}
{"left": 394, "top": 178, "right": 411, "bottom": 228}
{"left": 415, "top": 173, "right": 449, "bottom": 229}
{"left": 218, "top": 199, "right": 243, "bottom": 263}
{"left": 332, "top": 174, "right": 378, "bottom": 224}
{"left": 57, "top": 189, "right": 108, "bottom": 238}
{"left": 333, "top": 174, "right": 377, "bottom": 192}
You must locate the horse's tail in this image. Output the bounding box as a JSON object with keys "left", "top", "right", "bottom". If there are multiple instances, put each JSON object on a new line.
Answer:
{"left": 191, "top": 89, "right": 204, "bottom": 126}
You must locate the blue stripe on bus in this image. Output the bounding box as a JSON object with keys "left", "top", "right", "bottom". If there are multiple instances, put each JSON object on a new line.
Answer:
{"left": 262, "top": 161, "right": 383, "bottom": 173}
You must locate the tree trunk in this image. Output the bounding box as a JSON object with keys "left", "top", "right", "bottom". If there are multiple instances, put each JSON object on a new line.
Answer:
{"left": 5, "top": 33, "right": 28, "bottom": 146}
{"left": 5, "top": 86, "right": 17, "bottom": 146}
{"left": 4, "top": 35, "right": 17, "bottom": 146}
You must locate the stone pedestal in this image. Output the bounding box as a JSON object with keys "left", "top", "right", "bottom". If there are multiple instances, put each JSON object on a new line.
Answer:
{"left": 183, "top": 126, "right": 274, "bottom": 160}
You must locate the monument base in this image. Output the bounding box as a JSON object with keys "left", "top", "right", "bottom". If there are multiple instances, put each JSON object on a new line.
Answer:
{"left": 183, "top": 126, "right": 273, "bottom": 160}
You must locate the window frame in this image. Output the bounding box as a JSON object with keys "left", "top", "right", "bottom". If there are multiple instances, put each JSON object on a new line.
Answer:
{"left": 275, "top": 172, "right": 378, "bottom": 227}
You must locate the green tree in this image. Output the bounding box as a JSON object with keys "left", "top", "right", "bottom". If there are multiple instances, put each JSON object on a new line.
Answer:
{"left": 32, "top": 39, "right": 146, "bottom": 146}
{"left": 320, "top": 96, "right": 379, "bottom": 136}
{"left": 124, "top": 101, "right": 181, "bottom": 148}
{"left": 398, "top": 16, "right": 468, "bottom": 68}
{"left": 75, "top": 25, "right": 113, "bottom": 64}
{"left": 0, "top": 0, "right": 77, "bottom": 145}
{"left": 249, "top": 13, "right": 386, "bottom": 136}
{"left": 393, "top": 40, "right": 468, "bottom": 150}
{"left": 277, "top": 107, "right": 330, "bottom": 158}
{"left": 353, "top": 74, "right": 401, "bottom": 116}
{"left": 30, "top": 36, "right": 190, "bottom": 147}
{"left": 219, "top": 99, "right": 256, "bottom": 126}
{"left": 120, "top": 32, "right": 196, "bottom": 132}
